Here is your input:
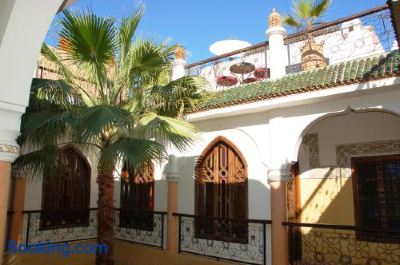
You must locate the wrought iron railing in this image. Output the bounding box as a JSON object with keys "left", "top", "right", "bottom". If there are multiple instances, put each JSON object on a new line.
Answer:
{"left": 114, "top": 209, "right": 166, "bottom": 249}
{"left": 22, "top": 209, "right": 98, "bottom": 245}
{"left": 173, "top": 213, "right": 271, "bottom": 265}
{"left": 283, "top": 221, "right": 400, "bottom": 265}
{"left": 185, "top": 43, "right": 268, "bottom": 91}
{"left": 21, "top": 209, "right": 167, "bottom": 249}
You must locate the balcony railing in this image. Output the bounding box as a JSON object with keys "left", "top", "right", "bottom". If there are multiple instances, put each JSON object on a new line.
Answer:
{"left": 114, "top": 209, "right": 166, "bottom": 249}
{"left": 283, "top": 221, "right": 400, "bottom": 265}
{"left": 185, "top": 5, "right": 396, "bottom": 91}
{"left": 173, "top": 213, "right": 272, "bottom": 265}
{"left": 22, "top": 209, "right": 98, "bottom": 245}
{"left": 21, "top": 209, "right": 166, "bottom": 249}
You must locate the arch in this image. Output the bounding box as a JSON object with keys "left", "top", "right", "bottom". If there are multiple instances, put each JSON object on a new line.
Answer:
{"left": 291, "top": 107, "right": 400, "bottom": 162}
{"left": 41, "top": 145, "right": 91, "bottom": 229}
{"left": 194, "top": 136, "right": 248, "bottom": 243}
{"left": 195, "top": 136, "right": 248, "bottom": 178}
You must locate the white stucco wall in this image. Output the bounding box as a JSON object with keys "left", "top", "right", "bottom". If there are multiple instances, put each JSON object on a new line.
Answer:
{"left": 0, "top": 0, "right": 16, "bottom": 45}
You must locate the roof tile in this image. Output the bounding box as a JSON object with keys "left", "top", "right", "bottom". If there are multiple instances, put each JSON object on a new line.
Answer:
{"left": 190, "top": 51, "right": 400, "bottom": 113}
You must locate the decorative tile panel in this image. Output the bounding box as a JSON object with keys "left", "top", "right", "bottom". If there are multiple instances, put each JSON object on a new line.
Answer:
{"left": 336, "top": 140, "right": 400, "bottom": 178}
{"left": 303, "top": 133, "right": 320, "bottom": 169}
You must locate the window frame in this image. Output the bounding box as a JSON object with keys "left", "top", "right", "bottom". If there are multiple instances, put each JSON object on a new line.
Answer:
{"left": 351, "top": 154, "right": 400, "bottom": 243}
{"left": 40, "top": 146, "right": 91, "bottom": 230}
{"left": 194, "top": 136, "right": 249, "bottom": 244}
{"left": 119, "top": 162, "right": 155, "bottom": 231}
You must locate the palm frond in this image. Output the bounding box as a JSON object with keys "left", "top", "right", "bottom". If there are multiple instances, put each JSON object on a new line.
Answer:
{"left": 100, "top": 137, "right": 167, "bottom": 170}
{"left": 137, "top": 112, "right": 199, "bottom": 151}
{"left": 19, "top": 110, "right": 75, "bottom": 147}
{"left": 150, "top": 76, "right": 207, "bottom": 117}
{"left": 13, "top": 145, "right": 62, "bottom": 179}
{"left": 74, "top": 105, "right": 133, "bottom": 141}
{"left": 60, "top": 9, "right": 117, "bottom": 97}
{"left": 29, "top": 79, "right": 83, "bottom": 111}
{"left": 127, "top": 39, "right": 170, "bottom": 76}
{"left": 294, "top": 0, "right": 314, "bottom": 19}
{"left": 311, "top": 0, "right": 331, "bottom": 18}
{"left": 114, "top": 39, "right": 172, "bottom": 103}
{"left": 118, "top": 6, "right": 143, "bottom": 63}
{"left": 41, "top": 44, "right": 75, "bottom": 83}
{"left": 283, "top": 15, "right": 302, "bottom": 29}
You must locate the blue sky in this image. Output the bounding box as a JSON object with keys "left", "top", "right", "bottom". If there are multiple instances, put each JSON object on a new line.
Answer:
{"left": 48, "top": 0, "right": 387, "bottom": 63}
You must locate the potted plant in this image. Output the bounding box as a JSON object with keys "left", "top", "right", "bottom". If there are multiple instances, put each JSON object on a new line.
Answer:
{"left": 217, "top": 75, "right": 239, "bottom": 86}
{"left": 254, "top": 67, "right": 270, "bottom": 79}
{"left": 243, "top": 77, "right": 257, "bottom": 84}
{"left": 284, "top": 0, "right": 331, "bottom": 71}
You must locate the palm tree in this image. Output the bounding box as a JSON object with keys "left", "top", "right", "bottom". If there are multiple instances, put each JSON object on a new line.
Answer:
{"left": 15, "top": 7, "right": 206, "bottom": 265}
{"left": 284, "top": 0, "right": 331, "bottom": 32}
{"left": 284, "top": 0, "right": 331, "bottom": 70}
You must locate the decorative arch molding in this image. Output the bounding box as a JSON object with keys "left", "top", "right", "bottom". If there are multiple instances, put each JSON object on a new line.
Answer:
{"left": 292, "top": 107, "right": 400, "bottom": 162}
{"left": 195, "top": 136, "right": 248, "bottom": 181}
{"left": 195, "top": 128, "right": 266, "bottom": 173}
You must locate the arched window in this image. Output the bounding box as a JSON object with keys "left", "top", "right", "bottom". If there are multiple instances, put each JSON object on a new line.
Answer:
{"left": 41, "top": 146, "right": 91, "bottom": 229}
{"left": 195, "top": 137, "right": 248, "bottom": 243}
{"left": 120, "top": 162, "right": 154, "bottom": 230}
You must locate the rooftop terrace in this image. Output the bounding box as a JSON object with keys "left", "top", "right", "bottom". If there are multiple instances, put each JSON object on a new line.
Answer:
{"left": 185, "top": 5, "right": 399, "bottom": 95}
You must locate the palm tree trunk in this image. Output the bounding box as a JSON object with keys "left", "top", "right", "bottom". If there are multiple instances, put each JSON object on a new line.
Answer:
{"left": 96, "top": 166, "right": 115, "bottom": 265}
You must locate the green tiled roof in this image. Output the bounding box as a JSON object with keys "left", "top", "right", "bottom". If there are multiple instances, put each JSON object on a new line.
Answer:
{"left": 190, "top": 50, "right": 400, "bottom": 113}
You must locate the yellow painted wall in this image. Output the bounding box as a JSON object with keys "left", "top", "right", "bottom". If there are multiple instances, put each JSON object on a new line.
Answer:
{"left": 299, "top": 172, "right": 354, "bottom": 225}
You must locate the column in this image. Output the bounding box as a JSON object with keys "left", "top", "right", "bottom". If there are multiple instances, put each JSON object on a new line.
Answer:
{"left": 172, "top": 45, "right": 186, "bottom": 80}
{"left": 165, "top": 155, "right": 179, "bottom": 252}
{"left": 8, "top": 171, "right": 26, "bottom": 244}
{"left": 268, "top": 168, "right": 290, "bottom": 265}
{"left": 266, "top": 9, "right": 287, "bottom": 79}
{"left": 0, "top": 129, "right": 20, "bottom": 264}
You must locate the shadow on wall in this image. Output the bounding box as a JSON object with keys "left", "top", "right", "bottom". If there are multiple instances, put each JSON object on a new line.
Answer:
{"left": 298, "top": 168, "right": 353, "bottom": 224}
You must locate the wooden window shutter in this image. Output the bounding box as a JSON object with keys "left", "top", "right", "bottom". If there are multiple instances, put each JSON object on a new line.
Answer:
{"left": 120, "top": 162, "right": 154, "bottom": 231}
{"left": 195, "top": 137, "right": 248, "bottom": 243}
{"left": 41, "top": 146, "right": 90, "bottom": 229}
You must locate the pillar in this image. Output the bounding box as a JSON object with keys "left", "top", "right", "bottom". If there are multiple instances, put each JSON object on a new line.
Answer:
{"left": 8, "top": 171, "right": 26, "bottom": 244}
{"left": 266, "top": 9, "right": 287, "bottom": 79}
{"left": 268, "top": 168, "right": 290, "bottom": 265}
{"left": 0, "top": 129, "right": 20, "bottom": 264}
{"left": 172, "top": 45, "right": 186, "bottom": 80}
{"left": 165, "top": 155, "right": 179, "bottom": 252}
